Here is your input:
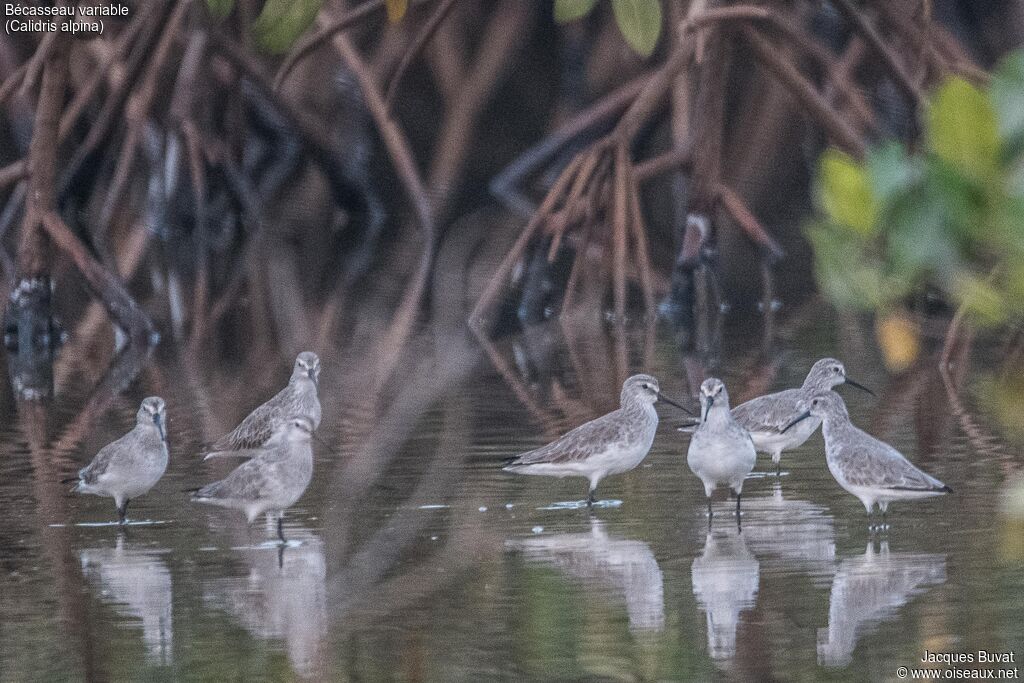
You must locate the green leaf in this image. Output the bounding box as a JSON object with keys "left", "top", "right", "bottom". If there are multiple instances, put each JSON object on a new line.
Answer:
{"left": 554, "top": 0, "right": 598, "bottom": 23}
{"left": 818, "top": 148, "right": 877, "bottom": 237}
{"left": 253, "top": 0, "right": 325, "bottom": 54}
{"left": 806, "top": 223, "right": 885, "bottom": 310}
{"left": 611, "top": 0, "right": 661, "bottom": 57}
{"left": 866, "top": 141, "right": 917, "bottom": 207}
{"left": 206, "top": 0, "right": 234, "bottom": 20}
{"left": 954, "top": 272, "right": 1007, "bottom": 325}
{"left": 927, "top": 77, "right": 1000, "bottom": 179}
{"left": 992, "top": 52, "right": 1024, "bottom": 142}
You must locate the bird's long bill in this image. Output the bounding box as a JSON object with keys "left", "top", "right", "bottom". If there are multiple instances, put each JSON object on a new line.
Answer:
{"left": 781, "top": 410, "right": 812, "bottom": 434}
{"left": 656, "top": 391, "right": 696, "bottom": 417}
{"left": 844, "top": 377, "right": 875, "bottom": 396}
{"left": 155, "top": 414, "right": 166, "bottom": 442}
{"left": 699, "top": 395, "right": 713, "bottom": 423}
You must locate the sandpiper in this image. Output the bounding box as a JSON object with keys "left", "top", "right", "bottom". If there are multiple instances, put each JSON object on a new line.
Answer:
{"left": 204, "top": 352, "right": 321, "bottom": 460}
{"left": 713, "top": 358, "right": 872, "bottom": 476}
{"left": 192, "top": 416, "right": 315, "bottom": 542}
{"left": 686, "top": 378, "right": 757, "bottom": 518}
{"left": 503, "top": 374, "right": 691, "bottom": 506}
{"left": 70, "top": 397, "right": 169, "bottom": 524}
{"left": 782, "top": 392, "right": 952, "bottom": 526}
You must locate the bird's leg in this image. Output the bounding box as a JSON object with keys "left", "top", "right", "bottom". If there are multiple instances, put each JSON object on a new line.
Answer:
{"left": 706, "top": 496, "right": 713, "bottom": 519}
{"left": 775, "top": 461, "right": 781, "bottom": 477}
{"left": 735, "top": 492, "right": 741, "bottom": 517}
{"left": 277, "top": 516, "right": 286, "bottom": 544}
{"left": 586, "top": 486, "right": 596, "bottom": 508}
{"left": 117, "top": 499, "right": 129, "bottom": 525}
{"left": 277, "top": 543, "right": 285, "bottom": 570}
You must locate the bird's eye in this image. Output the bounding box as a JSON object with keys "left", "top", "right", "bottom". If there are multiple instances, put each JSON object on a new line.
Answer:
{"left": 642, "top": 383, "right": 649, "bottom": 389}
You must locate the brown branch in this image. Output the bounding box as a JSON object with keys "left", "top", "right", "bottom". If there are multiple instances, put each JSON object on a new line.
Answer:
{"left": 0, "top": 160, "right": 27, "bottom": 191}
{"left": 611, "top": 145, "right": 629, "bottom": 322}
{"left": 682, "top": 5, "right": 876, "bottom": 135}
{"left": 18, "top": 31, "right": 57, "bottom": 99}
{"left": 470, "top": 154, "right": 586, "bottom": 330}
{"left": 274, "top": 0, "right": 396, "bottom": 90}
{"left": 0, "top": 60, "right": 28, "bottom": 108}
{"left": 635, "top": 144, "right": 692, "bottom": 181}
{"left": 625, "top": 160, "right": 656, "bottom": 318}
{"left": 427, "top": 1, "right": 530, "bottom": 221}
{"left": 17, "top": 33, "right": 69, "bottom": 283}
{"left": 741, "top": 26, "right": 867, "bottom": 159}
{"left": 689, "top": 20, "right": 729, "bottom": 216}
{"left": 831, "top": 0, "right": 924, "bottom": 109}
{"left": 40, "top": 212, "right": 154, "bottom": 343}
{"left": 384, "top": 0, "right": 459, "bottom": 111}
{"left": 58, "top": 5, "right": 153, "bottom": 140}
{"left": 62, "top": 1, "right": 171, "bottom": 194}
{"left": 96, "top": 0, "right": 191, "bottom": 262}
{"left": 491, "top": 73, "right": 650, "bottom": 217}
{"left": 331, "top": 33, "right": 436, "bottom": 390}
{"left": 715, "top": 183, "right": 784, "bottom": 259}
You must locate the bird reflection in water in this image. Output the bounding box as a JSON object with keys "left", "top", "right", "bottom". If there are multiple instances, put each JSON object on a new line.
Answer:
{"left": 202, "top": 529, "right": 327, "bottom": 679}
{"left": 740, "top": 484, "right": 837, "bottom": 581}
{"left": 691, "top": 527, "right": 760, "bottom": 663}
{"left": 506, "top": 516, "right": 665, "bottom": 632}
{"left": 818, "top": 540, "right": 946, "bottom": 667}
{"left": 80, "top": 535, "right": 173, "bottom": 665}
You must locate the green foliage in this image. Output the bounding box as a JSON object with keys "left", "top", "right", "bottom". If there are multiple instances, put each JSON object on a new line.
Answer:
{"left": 808, "top": 51, "right": 1024, "bottom": 327}
{"left": 928, "top": 77, "right": 1000, "bottom": 180}
{"left": 554, "top": 0, "right": 598, "bottom": 23}
{"left": 554, "top": 0, "right": 662, "bottom": 58}
{"left": 252, "top": 0, "right": 324, "bottom": 55}
{"left": 206, "top": 0, "right": 234, "bottom": 21}
{"left": 611, "top": 0, "right": 662, "bottom": 57}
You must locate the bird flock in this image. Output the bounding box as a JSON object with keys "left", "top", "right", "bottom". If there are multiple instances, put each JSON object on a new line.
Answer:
{"left": 506, "top": 358, "right": 951, "bottom": 526}
{"left": 66, "top": 354, "right": 950, "bottom": 538}
{"left": 67, "top": 352, "right": 322, "bottom": 541}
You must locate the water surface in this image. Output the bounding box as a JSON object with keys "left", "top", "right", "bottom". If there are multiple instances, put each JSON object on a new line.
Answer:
{"left": 1, "top": 305, "right": 1021, "bottom": 682}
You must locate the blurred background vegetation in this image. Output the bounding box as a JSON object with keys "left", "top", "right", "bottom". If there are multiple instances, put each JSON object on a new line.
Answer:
{"left": 2, "top": 0, "right": 1024, "bottom": 390}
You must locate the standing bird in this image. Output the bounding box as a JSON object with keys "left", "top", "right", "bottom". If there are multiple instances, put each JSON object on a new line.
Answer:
{"left": 687, "top": 379, "right": 757, "bottom": 519}
{"left": 782, "top": 392, "right": 951, "bottom": 526}
{"left": 728, "top": 358, "right": 873, "bottom": 476}
{"left": 71, "top": 397, "right": 169, "bottom": 525}
{"left": 503, "top": 374, "right": 691, "bottom": 506}
{"left": 204, "top": 352, "right": 321, "bottom": 460}
{"left": 192, "top": 416, "right": 315, "bottom": 543}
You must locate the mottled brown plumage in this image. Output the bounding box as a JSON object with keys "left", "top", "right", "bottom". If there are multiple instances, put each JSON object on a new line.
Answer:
{"left": 205, "top": 352, "right": 321, "bottom": 459}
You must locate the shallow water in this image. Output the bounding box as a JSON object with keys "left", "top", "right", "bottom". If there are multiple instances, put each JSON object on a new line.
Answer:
{"left": 1, "top": 304, "right": 1022, "bottom": 682}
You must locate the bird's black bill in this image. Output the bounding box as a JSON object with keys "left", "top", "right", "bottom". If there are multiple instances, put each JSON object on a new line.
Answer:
{"left": 657, "top": 392, "right": 696, "bottom": 417}
{"left": 844, "top": 377, "right": 875, "bottom": 396}
{"left": 781, "top": 411, "right": 812, "bottom": 434}
{"left": 155, "top": 414, "right": 166, "bottom": 442}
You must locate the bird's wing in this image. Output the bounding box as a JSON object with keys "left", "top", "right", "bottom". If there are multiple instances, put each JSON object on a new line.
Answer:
{"left": 79, "top": 429, "right": 140, "bottom": 483}
{"left": 731, "top": 389, "right": 803, "bottom": 434}
{"left": 840, "top": 435, "right": 948, "bottom": 492}
{"left": 209, "top": 390, "right": 289, "bottom": 452}
{"left": 508, "top": 412, "right": 624, "bottom": 466}
{"left": 194, "top": 455, "right": 284, "bottom": 501}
